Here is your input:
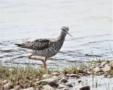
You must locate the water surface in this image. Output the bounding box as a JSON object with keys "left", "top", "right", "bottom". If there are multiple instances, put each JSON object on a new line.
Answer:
{"left": 0, "top": 0, "right": 112, "bottom": 68}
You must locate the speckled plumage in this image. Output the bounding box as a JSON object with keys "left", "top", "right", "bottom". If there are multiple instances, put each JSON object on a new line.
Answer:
{"left": 16, "top": 26, "right": 69, "bottom": 58}
{"left": 15, "top": 26, "right": 70, "bottom": 72}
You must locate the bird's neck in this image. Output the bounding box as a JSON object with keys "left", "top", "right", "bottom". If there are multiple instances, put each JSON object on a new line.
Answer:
{"left": 58, "top": 31, "right": 67, "bottom": 41}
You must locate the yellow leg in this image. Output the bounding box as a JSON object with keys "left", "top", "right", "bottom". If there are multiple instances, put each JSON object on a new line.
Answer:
{"left": 42, "top": 58, "right": 48, "bottom": 73}
{"left": 27, "top": 54, "right": 48, "bottom": 73}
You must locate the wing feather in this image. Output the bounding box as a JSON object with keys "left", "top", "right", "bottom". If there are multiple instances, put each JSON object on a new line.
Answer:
{"left": 32, "top": 39, "right": 50, "bottom": 50}
{"left": 15, "top": 39, "right": 51, "bottom": 50}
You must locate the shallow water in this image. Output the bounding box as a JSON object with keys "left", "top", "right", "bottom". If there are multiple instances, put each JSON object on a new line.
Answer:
{"left": 70, "top": 76, "right": 113, "bottom": 90}
{"left": 0, "top": 0, "right": 112, "bottom": 68}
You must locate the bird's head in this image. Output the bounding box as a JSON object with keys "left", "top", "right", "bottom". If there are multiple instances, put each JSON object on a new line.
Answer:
{"left": 61, "top": 26, "right": 72, "bottom": 36}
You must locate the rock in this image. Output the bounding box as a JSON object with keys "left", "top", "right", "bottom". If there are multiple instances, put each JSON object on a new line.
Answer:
{"left": 104, "top": 73, "right": 113, "bottom": 78}
{"left": 35, "top": 80, "right": 48, "bottom": 86}
{"left": 21, "top": 87, "right": 34, "bottom": 90}
{"left": 35, "top": 85, "right": 43, "bottom": 90}
{"left": 66, "top": 83, "right": 73, "bottom": 87}
{"left": 51, "top": 72, "right": 60, "bottom": 76}
{"left": 102, "top": 64, "right": 111, "bottom": 72}
{"left": 0, "top": 80, "right": 3, "bottom": 89}
{"left": 60, "top": 78, "right": 68, "bottom": 84}
{"left": 48, "top": 81, "right": 59, "bottom": 88}
{"left": 110, "top": 62, "right": 113, "bottom": 67}
{"left": 66, "top": 74, "right": 80, "bottom": 78}
{"left": 10, "top": 89, "right": 14, "bottom": 90}
{"left": 93, "top": 67, "right": 101, "bottom": 73}
{"left": 79, "top": 86, "right": 90, "bottom": 90}
{"left": 42, "top": 74, "right": 51, "bottom": 79}
{"left": 85, "top": 70, "right": 91, "bottom": 75}
{"left": 100, "top": 61, "right": 107, "bottom": 67}
{"left": 2, "top": 80, "right": 8, "bottom": 84}
{"left": 78, "top": 80, "right": 82, "bottom": 83}
{"left": 42, "top": 85, "right": 55, "bottom": 90}
{"left": 10, "top": 86, "right": 20, "bottom": 90}
{"left": 9, "top": 68, "right": 14, "bottom": 72}
{"left": 58, "top": 84, "right": 67, "bottom": 89}
{"left": 0, "top": 86, "right": 3, "bottom": 90}
{"left": 36, "top": 76, "right": 59, "bottom": 87}
{"left": 3, "top": 81, "right": 13, "bottom": 90}
{"left": 13, "top": 85, "right": 21, "bottom": 90}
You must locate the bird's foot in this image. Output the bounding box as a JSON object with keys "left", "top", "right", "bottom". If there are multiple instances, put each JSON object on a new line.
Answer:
{"left": 24, "top": 53, "right": 33, "bottom": 59}
{"left": 29, "top": 55, "right": 45, "bottom": 60}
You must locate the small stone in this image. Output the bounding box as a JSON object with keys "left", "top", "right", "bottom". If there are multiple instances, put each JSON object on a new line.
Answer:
{"left": 21, "top": 87, "right": 34, "bottom": 90}
{"left": 0, "top": 80, "right": 3, "bottom": 89}
{"left": 42, "top": 85, "right": 54, "bottom": 90}
{"left": 66, "top": 83, "right": 73, "bottom": 87}
{"left": 58, "top": 84, "right": 66, "bottom": 89}
{"left": 13, "top": 85, "right": 21, "bottom": 90}
{"left": 104, "top": 73, "right": 113, "bottom": 78}
{"left": 78, "top": 80, "right": 82, "bottom": 83}
{"left": 51, "top": 72, "right": 60, "bottom": 76}
{"left": 66, "top": 74, "right": 80, "bottom": 78}
{"left": 102, "top": 64, "right": 111, "bottom": 72}
{"left": 42, "top": 74, "right": 50, "bottom": 79}
{"left": 37, "top": 76, "right": 59, "bottom": 86}
{"left": 0, "top": 86, "right": 3, "bottom": 90}
{"left": 9, "top": 68, "right": 13, "bottom": 72}
{"left": 36, "top": 81, "right": 48, "bottom": 86}
{"left": 63, "top": 88, "right": 70, "bottom": 90}
{"left": 3, "top": 81, "right": 13, "bottom": 90}
{"left": 79, "top": 86, "right": 90, "bottom": 90}
{"left": 93, "top": 67, "right": 101, "bottom": 73}
{"left": 100, "top": 61, "right": 107, "bottom": 67}
{"left": 2, "top": 80, "right": 8, "bottom": 84}
{"left": 60, "top": 78, "right": 68, "bottom": 83}
{"left": 48, "top": 81, "right": 59, "bottom": 88}
{"left": 58, "top": 84, "right": 70, "bottom": 90}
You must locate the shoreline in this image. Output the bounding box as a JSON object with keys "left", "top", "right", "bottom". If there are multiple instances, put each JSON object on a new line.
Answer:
{"left": 0, "top": 60, "right": 113, "bottom": 90}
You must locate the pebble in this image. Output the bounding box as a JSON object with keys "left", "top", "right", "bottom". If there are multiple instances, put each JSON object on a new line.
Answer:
{"left": 21, "top": 87, "right": 34, "bottom": 90}
{"left": 93, "top": 67, "right": 101, "bottom": 73}
{"left": 79, "top": 86, "right": 90, "bottom": 90}
{"left": 51, "top": 72, "right": 60, "bottom": 76}
{"left": 60, "top": 78, "right": 68, "bottom": 83}
{"left": 42, "top": 85, "right": 55, "bottom": 90}
{"left": 100, "top": 61, "right": 107, "bottom": 67}
{"left": 48, "top": 81, "right": 59, "bottom": 88}
{"left": 13, "top": 85, "right": 21, "bottom": 90}
{"left": 36, "top": 76, "right": 60, "bottom": 87}
{"left": 58, "top": 84, "right": 67, "bottom": 89}
{"left": 42, "top": 74, "right": 51, "bottom": 79}
{"left": 66, "top": 74, "right": 80, "bottom": 78}
{"left": 66, "top": 83, "right": 73, "bottom": 88}
{"left": 3, "top": 81, "right": 13, "bottom": 90}
{"left": 2, "top": 80, "right": 8, "bottom": 84}
{"left": 102, "top": 64, "right": 111, "bottom": 72}
{"left": 78, "top": 80, "right": 82, "bottom": 83}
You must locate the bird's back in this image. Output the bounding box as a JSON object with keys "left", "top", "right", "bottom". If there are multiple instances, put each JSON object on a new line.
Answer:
{"left": 32, "top": 37, "right": 65, "bottom": 58}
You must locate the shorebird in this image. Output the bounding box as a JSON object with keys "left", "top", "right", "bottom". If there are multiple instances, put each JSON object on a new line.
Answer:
{"left": 15, "top": 26, "right": 71, "bottom": 72}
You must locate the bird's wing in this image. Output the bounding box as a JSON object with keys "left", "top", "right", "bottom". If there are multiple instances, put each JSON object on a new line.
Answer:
{"left": 32, "top": 39, "right": 51, "bottom": 50}
{"left": 15, "top": 39, "right": 51, "bottom": 50}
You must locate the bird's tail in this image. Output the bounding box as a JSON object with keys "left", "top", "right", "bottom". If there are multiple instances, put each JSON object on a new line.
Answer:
{"left": 15, "top": 42, "right": 33, "bottom": 49}
{"left": 15, "top": 43, "right": 25, "bottom": 48}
